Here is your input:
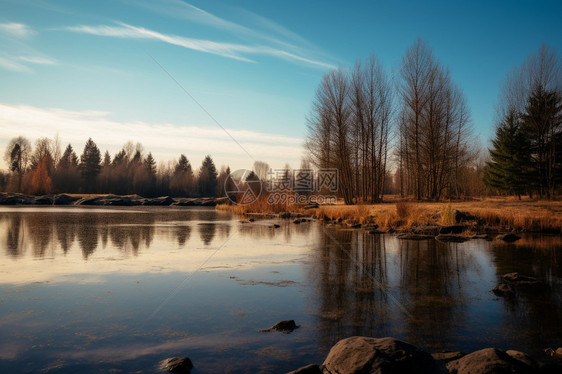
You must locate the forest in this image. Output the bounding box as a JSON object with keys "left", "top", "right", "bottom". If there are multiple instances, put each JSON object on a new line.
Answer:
{"left": 2, "top": 39, "right": 561, "bottom": 202}
{"left": 1, "top": 137, "right": 226, "bottom": 198}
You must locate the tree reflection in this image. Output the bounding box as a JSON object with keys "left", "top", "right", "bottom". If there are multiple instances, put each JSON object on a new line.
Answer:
{"left": 199, "top": 223, "right": 217, "bottom": 245}
{"left": 490, "top": 240, "right": 562, "bottom": 356}
{"left": 309, "top": 230, "right": 476, "bottom": 353}
{"left": 5, "top": 215, "right": 24, "bottom": 257}
{"left": 176, "top": 225, "right": 191, "bottom": 247}
{"left": 78, "top": 215, "right": 98, "bottom": 259}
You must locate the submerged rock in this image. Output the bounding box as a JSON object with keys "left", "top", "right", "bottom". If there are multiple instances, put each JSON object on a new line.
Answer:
{"left": 439, "top": 225, "right": 465, "bottom": 234}
{"left": 159, "top": 357, "right": 193, "bottom": 373}
{"left": 502, "top": 272, "right": 540, "bottom": 286}
{"left": 496, "top": 233, "right": 522, "bottom": 242}
{"left": 435, "top": 234, "right": 470, "bottom": 242}
{"left": 397, "top": 233, "right": 434, "bottom": 240}
{"left": 492, "top": 283, "right": 515, "bottom": 297}
{"left": 446, "top": 347, "right": 537, "bottom": 374}
{"left": 322, "top": 336, "right": 436, "bottom": 374}
{"left": 260, "top": 319, "right": 300, "bottom": 334}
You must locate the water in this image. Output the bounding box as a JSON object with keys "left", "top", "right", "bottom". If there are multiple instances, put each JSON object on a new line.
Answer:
{"left": 0, "top": 207, "right": 561, "bottom": 373}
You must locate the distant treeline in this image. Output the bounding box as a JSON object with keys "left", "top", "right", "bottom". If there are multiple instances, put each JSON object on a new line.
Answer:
{"left": 1, "top": 137, "right": 228, "bottom": 197}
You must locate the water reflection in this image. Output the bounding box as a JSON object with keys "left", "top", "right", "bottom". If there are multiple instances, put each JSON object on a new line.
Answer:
{"left": 1, "top": 207, "right": 562, "bottom": 373}
{"left": 309, "top": 228, "right": 562, "bottom": 356}
{"left": 0, "top": 208, "right": 233, "bottom": 260}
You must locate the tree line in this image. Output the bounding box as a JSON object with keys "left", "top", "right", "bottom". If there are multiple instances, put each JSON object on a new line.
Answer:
{"left": 306, "top": 38, "right": 561, "bottom": 202}
{"left": 2, "top": 136, "right": 227, "bottom": 197}
{"left": 484, "top": 45, "right": 562, "bottom": 199}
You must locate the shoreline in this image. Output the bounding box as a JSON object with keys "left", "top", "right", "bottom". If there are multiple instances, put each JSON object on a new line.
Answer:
{"left": 218, "top": 197, "right": 562, "bottom": 236}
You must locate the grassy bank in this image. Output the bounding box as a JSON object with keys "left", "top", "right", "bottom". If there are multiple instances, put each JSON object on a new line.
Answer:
{"left": 217, "top": 196, "right": 562, "bottom": 233}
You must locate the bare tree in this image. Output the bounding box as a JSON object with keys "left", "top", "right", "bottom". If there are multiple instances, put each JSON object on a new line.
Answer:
{"left": 397, "top": 38, "right": 475, "bottom": 200}
{"left": 4, "top": 136, "right": 32, "bottom": 191}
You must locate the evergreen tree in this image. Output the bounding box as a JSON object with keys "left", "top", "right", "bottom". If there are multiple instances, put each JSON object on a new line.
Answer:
{"left": 79, "top": 138, "right": 101, "bottom": 192}
{"left": 170, "top": 154, "right": 194, "bottom": 196}
{"left": 521, "top": 86, "right": 562, "bottom": 198}
{"left": 53, "top": 144, "right": 80, "bottom": 193}
{"left": 484, "top": 110, "right": 532, "bottom": 198}
{"left": 198, "top": 155, "right": 218, "bottom": 197}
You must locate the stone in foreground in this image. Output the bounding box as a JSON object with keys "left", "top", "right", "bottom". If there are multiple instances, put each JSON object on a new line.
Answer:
{"left": 159, "top": 357, "right": 193, "bottom": 373}
{"left": 322, "top": 336, "right": 436, "bottom": 374}
{"left": 446, "top": 348, "right": 537, "bottom": 374}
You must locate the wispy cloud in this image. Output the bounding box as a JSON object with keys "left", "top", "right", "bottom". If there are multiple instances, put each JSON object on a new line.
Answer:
{"left": 0, "top": 22, "right": 35, "bottom": 38}
{"left": 64, "top": 21, "right": 335, "bottom": 69}
{"left": 66, "top": 23, "right": 255, "bottom": 62}
{"left": 0, "top": 54, "right": 57, "bottom": 72}
{"left": 0, "top": 103, "right": 304, "bottom": 170}
{"left": 0, "top": 56, "right": 32, "bottom": 72}
{"left": 132, "top": 0, "right": 335, "bottom": 68}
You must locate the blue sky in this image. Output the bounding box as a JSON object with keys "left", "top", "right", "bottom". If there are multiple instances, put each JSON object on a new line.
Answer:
{"left": 1, "top": 0, "right": 561, "bottom": 171}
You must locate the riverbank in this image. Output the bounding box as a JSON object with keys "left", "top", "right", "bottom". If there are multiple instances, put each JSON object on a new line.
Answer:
{"left": 218, "top": 196, "right": 562, "bottom": 235}
{"left": 0, "top": 192, "right": 228, "bottom": 207}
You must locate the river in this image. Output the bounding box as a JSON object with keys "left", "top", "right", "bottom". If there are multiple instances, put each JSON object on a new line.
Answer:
{"left": 0, "top": 206, "right": 561, "bottom": 373}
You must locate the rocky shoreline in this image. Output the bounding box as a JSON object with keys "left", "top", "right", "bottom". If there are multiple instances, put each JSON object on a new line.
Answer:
{"left": 0, "top": 193, "right": 228, "bottom": 207}
{"left": 159, "top": 335, "right": 562, "bottom": 373}
{"left": 287, "top": 336, "right": 562, "bottom": 374}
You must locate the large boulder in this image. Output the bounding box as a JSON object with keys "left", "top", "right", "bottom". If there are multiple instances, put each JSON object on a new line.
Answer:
{"left": 446, "top": 348, "right": 537, "bottom": 374}
{"left": 322, "top": 336, "right": 436, "bottom": 374}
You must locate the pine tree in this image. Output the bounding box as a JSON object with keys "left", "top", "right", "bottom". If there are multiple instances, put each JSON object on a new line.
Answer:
{"left": 521, "top": 86, "right": 562, "bottom": 198}
{"left": 170, "top": 154, "right": 194, "bottom": 196}
{"left": 79, "top": 138, "right": 101, "bottom": 192}
{"left": 484, "top": 110, "right": 532, "bottom": 198}
{"left": 198, "top": 155, "right": 218, "bottom": 197}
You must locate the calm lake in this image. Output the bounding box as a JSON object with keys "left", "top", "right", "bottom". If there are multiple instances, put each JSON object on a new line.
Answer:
{"left": 0, "top": 206, "right": 561, "bottom": 373}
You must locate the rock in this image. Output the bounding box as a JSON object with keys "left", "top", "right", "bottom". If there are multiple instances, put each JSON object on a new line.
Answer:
{"left": 431, "top": 351, "right": 464, "bottom": 363}
{"left": 273, "top": 224, "right": 281, "bottom": 228}
{"left": 55, "top": 194, "right": 81, "bottom": 205}
{"left": 249, "top": 218, "right": 255, "bottom": 222}
{"left": 502, "top": 272, "right": 540, "bottom": 286}
{"left": 471, "top": 234, "right": 488, "bottom": 239}
{"left": 413, "top": 225, "right": 441, "bottom": 236}
{"left": 159, "top": 357, "right": 193, "bottom": 373}
{"left": 349, "top": 223, "right": 362, "bottom": 229}
{"left": 496, "top": 233, "right": 521, "bottom": 242}
{"left": 143, "top": 196, "right": 174, "bottom": 206}
{"left": 33, "top": 195, "right": 55, "bottom": 205}
{"left": 435, "top": 234, "right": 470, "bottom": 242}
{"left": 322, "top": 336, "right": 436, "bottom": 374}
{"left": 0, "top": 193, "right": 34, "bottom": 205}
{"left": 453, "top": 210, "right": 474, "bottom": 223}
{"left": 260, "top": 320, "right": 300, "bottom": 334}
{"left": 293, "top": 219, "right": 301, "bottom": 224}
{"left": 492, "top": 283, "right": 515, "bottom": 297}
{"left": 286, "top": 364, "right": 322, "bottom": 374}
{"left": 446, "top": 348, "right": 537, "bottom": 374}
{"left": 397, "top": 233, "right": 434, "bottom": 240}
{"left": 439, "top": 225, "right": 465, "bottom": 234}
{"left": 280, "top": 212, "right": 292, "bottom": 219}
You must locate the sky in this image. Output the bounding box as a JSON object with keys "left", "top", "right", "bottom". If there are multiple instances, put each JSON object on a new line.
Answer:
{"left": 1, "top": 0, "right": 561, "bottom": 172}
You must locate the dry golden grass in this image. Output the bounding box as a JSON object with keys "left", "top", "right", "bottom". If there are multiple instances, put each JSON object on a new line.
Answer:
{"left": 217, "top": 193, "right": 561, "bottom": 232}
